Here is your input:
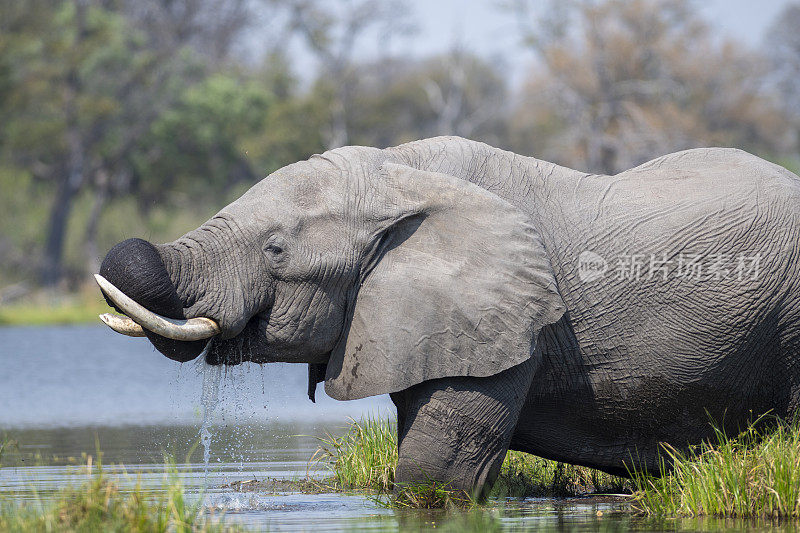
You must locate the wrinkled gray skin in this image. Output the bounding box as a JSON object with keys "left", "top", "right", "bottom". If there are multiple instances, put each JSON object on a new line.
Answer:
{"left": 101, "top": 137, "right": 800, "bottom": 498}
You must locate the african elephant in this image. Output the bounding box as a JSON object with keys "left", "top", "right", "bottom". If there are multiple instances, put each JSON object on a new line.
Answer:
{"left": 96, "top": 136, "right": 800, "bottom": 498}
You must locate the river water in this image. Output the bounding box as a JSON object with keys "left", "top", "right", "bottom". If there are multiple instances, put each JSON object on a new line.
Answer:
{"left": 0, "top": 325, "right": 791, "bottom": 531}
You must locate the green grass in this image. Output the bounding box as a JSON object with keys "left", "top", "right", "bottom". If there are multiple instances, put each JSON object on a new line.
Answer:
{"left": 313, "top": 415, "right": 398, "bottom": 492}
{"left": 0, "top": 456, "right": 239, "bottom": 532}
{"left": 494, "top": 449, "right": 629, "bottom": 498}
{"left": 313, "top": 416, "right": 630, "bottom": 507}
{"left": 0, "top": 286, "right": 110, "bottom": 326}
{"left": 0, "top": 435, "right": 18, "bottom": 468}
{"left": 392, "top": 479, "right": 474, "bottom": 509}
{"left": 631, "top": 418, "right": 800, "bottom": 518}
{"left": 316, "top": 415, "right": 800, "bottom": 517}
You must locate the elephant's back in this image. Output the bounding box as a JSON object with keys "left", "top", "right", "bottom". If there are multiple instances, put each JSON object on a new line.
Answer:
{"left": 617, "top": 147, "right": 800, "bottom": 203}
{"left": 582, "top": 147, "right": 799, "bottom": 222}
{"left": 541, "top": 147, "right": 800, "bottom": 304}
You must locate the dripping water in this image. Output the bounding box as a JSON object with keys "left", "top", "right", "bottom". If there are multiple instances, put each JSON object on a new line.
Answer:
{"left": 199, "top": 361, "right": 222, "bottom": 484}
{"left": 195, "top": 352, "right": 270, "bottom": 492}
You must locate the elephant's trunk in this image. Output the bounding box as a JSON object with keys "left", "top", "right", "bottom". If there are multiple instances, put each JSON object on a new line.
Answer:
{"left": 98, "top": 238, "right": 209, "bottom": 362}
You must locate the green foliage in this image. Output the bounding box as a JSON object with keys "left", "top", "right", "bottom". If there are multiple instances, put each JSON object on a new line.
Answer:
{"left": 493, "top": 450, "right": 629, "bottom": 499}
{"left": 0, "top": 0, "right": 204, "bottom": 285}
{"left": 313, "top": 415, "right": 398, "bottom": 491}
{"left": 0, "top": 167, "right": 52, "bottom": 284}
{"left": 631, "top": 418, "right": 800, "bottom": 518}
{"left": 0, "top": 167, "right": 212, "bottom": 288}
{"left": 393, "top": 479, "right": 474, "bottom": 510}
{"left": 2, "top": 1, "right": 148, "bottom": 158}
{"left": 241, "top": 94, "right": 327, "bottom": 175}
{"left": 1, "top": 0, "right": 799, "bottom": 290}
{"left": 138, "top": 74, "right": 274, "bottom": 202}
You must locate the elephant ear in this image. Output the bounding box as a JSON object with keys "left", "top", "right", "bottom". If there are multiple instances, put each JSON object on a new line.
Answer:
{"left": 324, "top": 162, "right": 566, "bottom": 401}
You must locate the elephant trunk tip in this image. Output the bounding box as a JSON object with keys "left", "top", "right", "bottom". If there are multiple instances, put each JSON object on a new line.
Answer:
{"left": 99, "top": 238, "right": 207, "bottom": 362}
{"left": 100, "top": 238, "right": 183, "bottom": 314}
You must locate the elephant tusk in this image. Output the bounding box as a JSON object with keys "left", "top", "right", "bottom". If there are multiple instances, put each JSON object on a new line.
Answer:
{"left": 99, "top": 313, "right": 146, "bottom": 337}
{"left": 94, "top": 274, "right": 220, "bottom": 341}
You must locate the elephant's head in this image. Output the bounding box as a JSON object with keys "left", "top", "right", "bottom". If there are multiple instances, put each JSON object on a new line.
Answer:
{"left": 99, "top": 143, "right": 566, "bottom": 400}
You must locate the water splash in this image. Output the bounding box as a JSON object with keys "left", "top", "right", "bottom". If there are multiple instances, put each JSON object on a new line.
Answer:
{"left": 205, "top": 492, "right": 283, "bottom": 512}
{"left": 215, "top": 364, "right": 268, "bottom": 477}
{"left": 200, "top": 362, "right": 223, "bottom": 482}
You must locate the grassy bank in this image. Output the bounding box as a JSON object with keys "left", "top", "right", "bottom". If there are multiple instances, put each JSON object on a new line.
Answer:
{"left": 0, "top": 457, "right": 237, "bottom": 532}
{"left": 0, "top": 285, "right": 109, "bottom": 326}
{"left": 313, "top": 416, "right": 630, "bottom": 507}
{"left": 316, "top": 416, "right": 800, "bottom": 516}
{"left": 631, "top": 419, "right": 800, "bottom": 518}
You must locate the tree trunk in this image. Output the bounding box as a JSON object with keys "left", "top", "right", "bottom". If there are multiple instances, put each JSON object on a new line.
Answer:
{"left": 84, "top": 179, "right": 108, "bottom": 276}
{"left": 327, "top": 83, "right": 349, "bottom": 149}
{"left": 41, "top": 124, "right": 84, "bottom": 286}
{"left": 40, "top": 0, "right": 88, "bottom": 286}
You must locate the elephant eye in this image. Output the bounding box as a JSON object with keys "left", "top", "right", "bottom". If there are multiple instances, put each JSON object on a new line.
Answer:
{"left": 265, "top": 243, "right": 283, "bottom": 255}
{"left": 263, "top": 234, "right": 288, "bottom": 264}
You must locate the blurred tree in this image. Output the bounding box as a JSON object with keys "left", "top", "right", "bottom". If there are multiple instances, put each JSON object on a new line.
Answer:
{"left": 269, "top": 0, "right": 416, "bottom": 149}
{"left": 242, "top": 53, "right": 328, "bottom": 172}
{"left": 509, "top": 0, "right": 791, "bottom": 174}
{"left": 0, "top": 0, "right": 258, "bottom": 284}
{"left": 3, "top": 0, "right": 795, "bottom": 293}
{"left": 1, "top": 0, "right": 158, "bottom": 284}
{"left": 343, "top": 50, "right": 509, "bottom": 148}
{"left": 419, "top": 48, "right": 508, "bottom": 140}
{"left": 122, "top": 0, "right": 252, "bottom": 66}
{"left": 133, "top": 73, "right": 273, "bottom": 206}
{"left": 765, "top": 2, "right": 800, "bottom": 158}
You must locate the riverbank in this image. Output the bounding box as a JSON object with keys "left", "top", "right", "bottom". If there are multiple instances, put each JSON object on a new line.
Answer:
{"left": 0, "top": 285, "right": 108, "bottom": 326}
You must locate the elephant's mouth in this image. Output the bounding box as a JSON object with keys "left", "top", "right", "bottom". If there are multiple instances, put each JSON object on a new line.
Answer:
{"left": 205, "top": 314, "right": 270, "bottom": 366}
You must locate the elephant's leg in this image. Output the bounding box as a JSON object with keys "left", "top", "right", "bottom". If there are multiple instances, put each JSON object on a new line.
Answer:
{"left": 392, "top": 357, "right": 536, "bottom": 500}
{"left": 389, "top": 391, "right": 409, "bottom": 442}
